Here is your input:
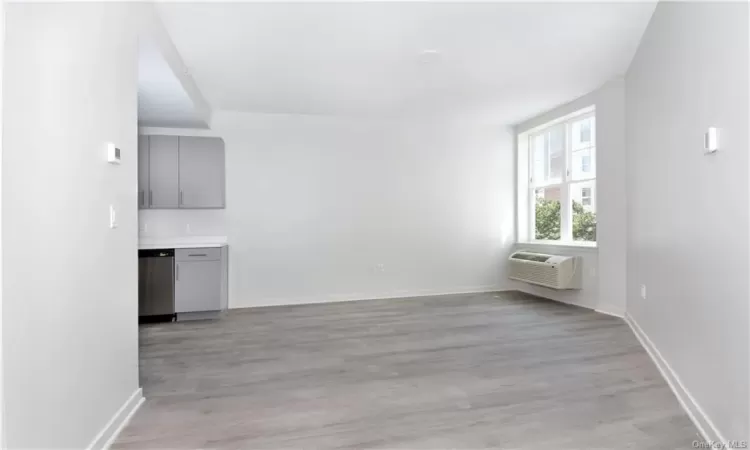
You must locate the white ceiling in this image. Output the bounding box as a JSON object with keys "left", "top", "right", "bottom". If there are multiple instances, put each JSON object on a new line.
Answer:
{"left": 156, "top": 2, "right": 656, "bottom": 125}
{"left": 138, "top": 37, "right": 208, "bottom": 129}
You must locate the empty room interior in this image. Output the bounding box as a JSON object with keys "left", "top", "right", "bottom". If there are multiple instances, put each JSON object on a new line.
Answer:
{"left": 1, "top": 1, "right": 749, "bottom": 449}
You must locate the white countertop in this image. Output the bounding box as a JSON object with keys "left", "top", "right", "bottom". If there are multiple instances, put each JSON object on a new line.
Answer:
{"left": 139, "top": 236, "right": 228, "bottom": 250}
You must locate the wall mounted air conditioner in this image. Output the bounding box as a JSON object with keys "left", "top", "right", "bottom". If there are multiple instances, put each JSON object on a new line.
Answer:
{"left": 508, "top": 251, "right": 582, "bottom": 290}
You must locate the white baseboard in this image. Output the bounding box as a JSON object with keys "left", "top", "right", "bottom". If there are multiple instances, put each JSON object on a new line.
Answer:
{"left": 511, "top": 280, "right": 624, "bottom": 318}
{"left": 87, "top": 388, "right": 144, "bottom": 450}
{"left": 624, "top": 314, "right": 725, "bottom": 445}
{"left": 513, "top": 285, "right": 619, "bottom": 316}
{"left": 231, "top": 285, "right": 504, "bottom": 309}
{"left": 595, "top": 304, "right": 625, "bottom": 318}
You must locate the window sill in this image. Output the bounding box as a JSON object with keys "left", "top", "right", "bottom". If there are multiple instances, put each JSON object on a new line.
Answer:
{"left": 516, "top": 240, "right": 598, "bottom": 252}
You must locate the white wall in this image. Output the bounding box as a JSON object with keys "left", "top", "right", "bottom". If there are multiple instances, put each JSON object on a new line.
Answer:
{"left": 2, "top": 3, "right": 141, "bottom": 448}
{"left": 0, "top": 0, "right": 5, "bottom": 445}
{"left": 513, "top": 78, "right": 627, "bottom": 316}
{"left": 625, "top": 2, "right": 748, "bottom": 442}
{"left": 212, "top": 111, "right": 515, "bottom": 308}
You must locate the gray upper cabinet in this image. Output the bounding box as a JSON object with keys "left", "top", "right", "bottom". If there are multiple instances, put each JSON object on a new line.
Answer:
{"left": 137, "top": 135, "right": 225, "bottom": 209}
{"left": 137, "top": 136, "right": 150, "bottom": 209}
{"left": 148, "top": 135, "right": 180, "bottom": 208}
{"left": 178, "top": 137, "right": 225, "bottom": 208}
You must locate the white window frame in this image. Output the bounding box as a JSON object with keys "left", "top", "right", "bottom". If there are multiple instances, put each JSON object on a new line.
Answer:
{"left": 526, "top": 109, "right": 596, "bottom": 245}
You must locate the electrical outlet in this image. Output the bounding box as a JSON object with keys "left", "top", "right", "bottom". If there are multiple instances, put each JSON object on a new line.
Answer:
{"left": 640, "top": 284, "right": 647, "bottom": 299}
{"left": 376, "top": 264, "right": 385, "bottom": 272}
{"left": 186, "top": 223, "right": 192, "bottom": 234}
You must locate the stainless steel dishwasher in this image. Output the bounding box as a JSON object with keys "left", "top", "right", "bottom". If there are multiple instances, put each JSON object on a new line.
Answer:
{"left": 138, "top": 249, "right": 175, "bottom": 323}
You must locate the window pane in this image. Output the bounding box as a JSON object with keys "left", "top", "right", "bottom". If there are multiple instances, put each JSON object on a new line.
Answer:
{"left": 571, "top": 147, "right": 595, "bottom": 180}
{"left": 530, "top": 126, "right": 564, "bottom": 186}
{"left": 534, "top": 187, "right": 561, "bottom": 240}
{"left": 572, "top": 116, "right": 595, "bottom": 151}
{"left": 581, "top": 187, "right": 592, "bottom": 206}
{"left": 548, "top": 125, "right": 565, "bottom": 183}
{"left": 570, "top": 181, "right": 596, "bottom": 242}
{"left": 532, "top": 134, "right": 546, "bottom": 183}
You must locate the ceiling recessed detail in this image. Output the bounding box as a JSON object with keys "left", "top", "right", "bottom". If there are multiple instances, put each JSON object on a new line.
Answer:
{"left": 156, "top": 2, "right": 656, "bottom": 123}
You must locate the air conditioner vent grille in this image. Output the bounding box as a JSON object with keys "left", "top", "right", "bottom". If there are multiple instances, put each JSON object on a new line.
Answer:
{"left": 508, "top": 251, "right": 581, "bottom": 290}
{"left": 510, "top": 252, "right": 552, "bottom": 263}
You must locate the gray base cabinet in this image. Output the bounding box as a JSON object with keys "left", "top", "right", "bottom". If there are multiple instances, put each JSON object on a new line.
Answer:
{"left": 175, "top": 247, "right": 225, "bottom": 314}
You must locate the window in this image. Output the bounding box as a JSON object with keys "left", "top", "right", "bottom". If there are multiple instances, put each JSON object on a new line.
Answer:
{"left": 581, "top": 187, "right": 592, "bottom": 206}
{"left": 580, "top": 155, "right": 591, "bottom": 172}
{"left": 526, "top": 110, "right": 596, "bottom": 244}
{"left": 579, "top": 121, "right": 591, "bottom": 145}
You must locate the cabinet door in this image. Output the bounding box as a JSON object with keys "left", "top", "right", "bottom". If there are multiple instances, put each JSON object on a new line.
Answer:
{"left": 175, "top": 260, "right": 222, "bottom": 313}
{"left": 178, "top": 137, "right": 225, "bottom": 208}
{"left": 148, "top": 135, "right": 179, "bottom": 208}
{"left": 137, "top": 136, "right": 150, "bottom": 209}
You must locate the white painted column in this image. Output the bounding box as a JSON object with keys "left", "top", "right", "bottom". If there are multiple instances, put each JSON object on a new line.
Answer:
{"left": 0, "top": 0, "right": 6, "bottom": 447}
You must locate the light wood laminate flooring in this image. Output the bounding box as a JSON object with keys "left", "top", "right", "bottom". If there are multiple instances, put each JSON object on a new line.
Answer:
{"left": 115, "top": 291, "right": 698, "bottom": 449}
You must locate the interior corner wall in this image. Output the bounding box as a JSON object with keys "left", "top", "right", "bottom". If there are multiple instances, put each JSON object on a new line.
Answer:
{"left": 2, "top": 3, "right": 140, "bottom": 448}
{"left": 625, "top": 2, "right": 749, "bottom": 442}
{"left": 212, "top": 112, "right": 516, "bottom": 308}
{"left": 512, "top": 78, "right": 627, "bottom": 316}
{"left": 0, "top": 0, "right": 5, "bottom": 445}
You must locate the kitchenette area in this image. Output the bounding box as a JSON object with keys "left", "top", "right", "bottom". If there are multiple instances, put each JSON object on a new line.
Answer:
{"left": 137, "top": 132, "right": 229, "bottom": 323}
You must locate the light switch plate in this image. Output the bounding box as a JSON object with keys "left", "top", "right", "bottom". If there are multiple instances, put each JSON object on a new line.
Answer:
{"left": 704, "top": 127, "right": 719, "bottom": 153}
{"left": 109, "top": 205, "right": 118, "bottom": 229}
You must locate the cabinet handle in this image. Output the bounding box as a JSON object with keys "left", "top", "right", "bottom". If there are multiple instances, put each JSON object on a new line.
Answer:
{"left": 188, "top": 253, "right": 207, "bottom": 257}
{"left": 149, "top": 190, "right": 153, "bottom": 206}
{"left": 139, "top": 191, "right": 144, "bottom": 207}
{"left": 175, "top": 263, "right": 179, "bottom": 281}
{"left": 180, "top": 190, "right": 184, "bottom": 206}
